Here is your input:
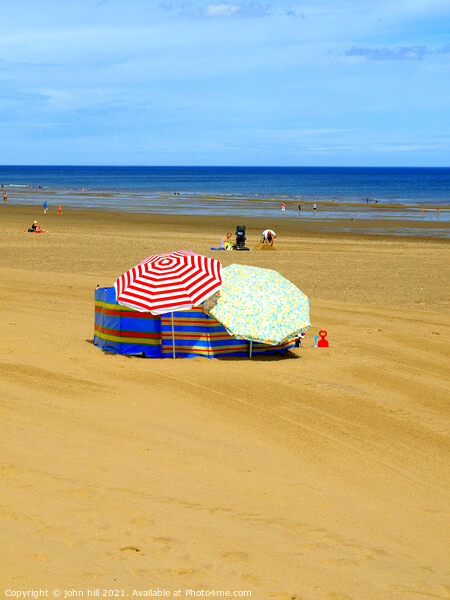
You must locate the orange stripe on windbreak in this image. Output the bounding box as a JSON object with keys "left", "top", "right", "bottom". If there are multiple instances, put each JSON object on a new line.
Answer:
{"left": 161, "top": 333, "right": 234, "bottom": 341}
{"left": 161, "top": 347, "right": 214, "bottom": 356}
{"left": 161, "top": 320, "right": 222, "bottom": 327}
{"left": 161, "top": 345, "right": 250, "bottom": 356}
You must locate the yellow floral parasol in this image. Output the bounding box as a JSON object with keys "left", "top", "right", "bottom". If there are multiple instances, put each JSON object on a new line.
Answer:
{"left": 203, "top": 264, "right": 310, "bottom": 345}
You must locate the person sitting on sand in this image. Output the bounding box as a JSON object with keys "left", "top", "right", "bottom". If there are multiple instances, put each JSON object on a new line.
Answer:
{"left": 27, "top": 221, "right": 46, "bottom": 233}
{"left": 220, "top": 232, "right": 233, "bottom": 250}
{"left": 262, "top": 229, "right": 277, "bottom": 246}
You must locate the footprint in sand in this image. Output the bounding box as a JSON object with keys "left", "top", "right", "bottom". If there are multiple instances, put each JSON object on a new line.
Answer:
{"left": 120, "top": 546, "right": 141, "bottom": 553}
{"left": 59, "top": 488, "right": 91, "bottom": 500}
{"left": 269, "top": 593, "right": 308, "bottom": 600}
{"left": 417, "top": 566, "right": 434, "bottom": 574}
{"left": 221, "top": 551, "right": 249, "bottom": 562}
{"left": 343, "top": 544, "right": 386, "bottom": 561}
{"left": 39, "top": 525, "right": 77, "bottom": 546}
{"left": 437, "top": 585, "right": 450, "bottom": 597}
{"left": 163, "top": 568, "right": 206, "bottom": 580}
{"left": 144, "top": 537, "right": 178, "bottom": 557}
{"left": 152, "top": 537, "right": 177, "bottom": 544}
{"left": 30, "top": 553, "right": 48, "bottom": 562}
{"left": 0, "top": 463, "right": 21, "bottom": 476}
{"left": 127, "top": 568, "right": 147, "bottom": 577}
{"left": 321, "top": 558, "right": 358, "bottom": 567}
{"left": 131, "top": 517, "right": 155, "bottom": 527}
{"left": 239, "top": 573, "right": 260, "bottom": 586}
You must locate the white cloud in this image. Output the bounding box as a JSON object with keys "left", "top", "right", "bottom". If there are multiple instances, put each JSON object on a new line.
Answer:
{"left": 346, "top": 46, "right": 429, "bottom": 60}
{"left": 204, "top": 4, "right": 241, "bottom": 17}
{"left": 160, "top": 1, "right": 271, "bottom": 18}
{"left": 251, "top": 128, "right": 353, "bottom": 140}
{"left": 345, "top": 44, "right": 450, "bottom": 61}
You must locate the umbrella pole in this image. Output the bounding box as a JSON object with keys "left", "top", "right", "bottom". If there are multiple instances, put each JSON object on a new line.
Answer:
{"left": 171, "top": 312, "right": 176, "bottom": 359}
{"left": 249, "top": 340, "right": 253, "bottom": 358}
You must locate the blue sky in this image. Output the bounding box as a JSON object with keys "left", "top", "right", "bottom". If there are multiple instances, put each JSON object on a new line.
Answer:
{"left": 0, "top": 0, "right": 449, "bottom": 166}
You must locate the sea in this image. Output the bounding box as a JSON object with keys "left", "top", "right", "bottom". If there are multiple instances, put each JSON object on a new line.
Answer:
{"left": 1, "top": 166, "right": 449, "bottom": 236}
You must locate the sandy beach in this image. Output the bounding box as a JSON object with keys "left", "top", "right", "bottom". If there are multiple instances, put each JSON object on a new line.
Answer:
{"left": 1, "top": 205, "right": 449, "bottom": 599}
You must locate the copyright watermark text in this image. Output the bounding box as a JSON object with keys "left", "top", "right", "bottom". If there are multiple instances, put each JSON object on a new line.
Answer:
{"left": 4, "top": 590, "right": 251, "bottom": 599}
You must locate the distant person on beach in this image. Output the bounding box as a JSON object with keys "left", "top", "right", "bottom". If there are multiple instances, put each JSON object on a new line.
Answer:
{"left": 262, "top": 229, "right": 277, "bottom": 246}
{"left": 437, "top": 208, "right": 440, "bottom": 217}
{"left": 58, "top": 205, "right": 62, "bottom": 215}
{"left": 43, "top": 200, "right": 47, "bottom": 214}
{"left": 281, "top": 202, "right": 286, "bottom": 212}
{"left": 298, "top": 204, "right": 301, "bottom": 213}
{"left": 3, "top": 192, "right": 7, "bottom": 204}
{"left": 27, "top": 221, "right": 46, "bottom": 233}
{"left": 313, "top": 203, "right": 317, "bottom": 213}
{"left": 220, "top": 233, "right": 233, "bottom": 250}
{"left": 421, "top": 207, "right": 424, "bottom": 217}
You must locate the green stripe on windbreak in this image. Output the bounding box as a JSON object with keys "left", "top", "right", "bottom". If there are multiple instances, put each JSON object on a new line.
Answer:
{"left": 95, "top": 300, "right": 137, "bottom": 312}
{"left": 94, "top": 331, "right": 161, "bottom": 345}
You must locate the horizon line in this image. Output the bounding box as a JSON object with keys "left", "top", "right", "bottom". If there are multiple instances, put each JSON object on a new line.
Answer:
{"left": 0, "top": 164, "right": 448, "bottom": 169}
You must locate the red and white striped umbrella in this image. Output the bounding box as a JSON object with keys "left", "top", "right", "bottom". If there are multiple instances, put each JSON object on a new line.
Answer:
{"left": 114, "top": 250, "right": 222, "bottom": 315}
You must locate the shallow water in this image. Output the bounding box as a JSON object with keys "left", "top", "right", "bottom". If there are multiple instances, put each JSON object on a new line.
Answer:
{"left": 7, "top": 189, "right": 447, "bottom": 239}
{"left": 10, "top": 188, "right": 448, "bottom": 226}
{"left": 2, "top": 165, "right": 450, "bottom": 207}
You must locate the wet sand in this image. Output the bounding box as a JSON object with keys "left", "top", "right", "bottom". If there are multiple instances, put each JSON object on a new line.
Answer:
{"left": 1, "top": 205, "right": 449, "bottom": 599}
{"left": 3, "top": 187, "right": 449, "bottom": 237}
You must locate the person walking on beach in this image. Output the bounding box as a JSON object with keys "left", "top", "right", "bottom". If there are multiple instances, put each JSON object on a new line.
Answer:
{"left": 43, "top": 200, "right": 47, "bottom": 214}
{"left": 313, "top": 203, "right": 317, "bottom": 214}
{"left": 3, "top": 192, "right": 7, "bottom": 204}
{"left": 421, "top": 207, "right": 424, "bottom": 217}
{"left": 58, "top": 205, "right": 62, "bottom": 215}
{"left": 281, "top": 202, "right": 286, "bottom": 213}
{"left": 298, "top": 204, "right": 301, "bottom": 213}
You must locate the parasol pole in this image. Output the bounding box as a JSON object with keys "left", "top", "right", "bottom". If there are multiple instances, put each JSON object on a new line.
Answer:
{"left": 249, "top": 340, "right": 253, "bottom": 358}
{"left": 171, "top": 312, "right": 176, "bottom": 359}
